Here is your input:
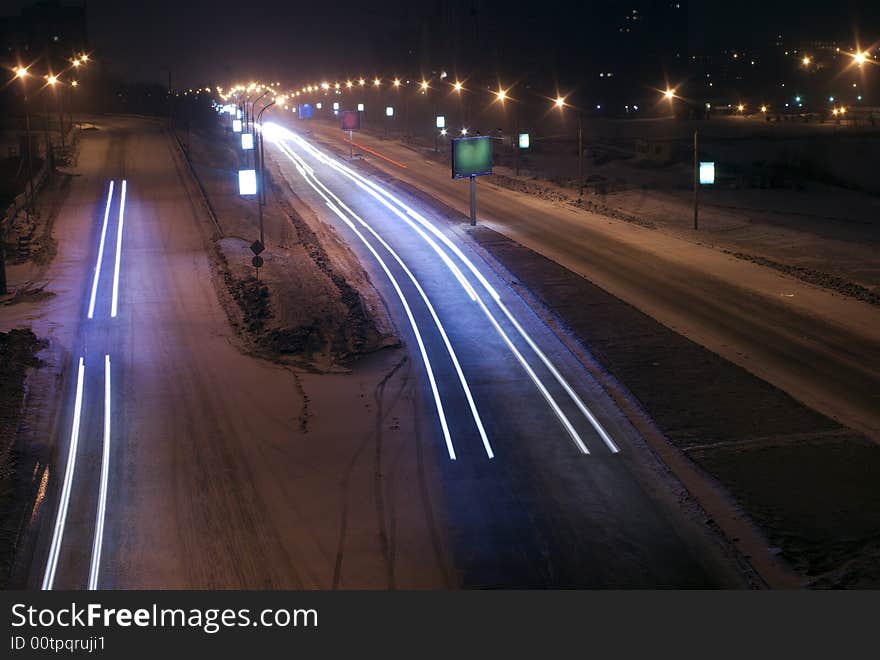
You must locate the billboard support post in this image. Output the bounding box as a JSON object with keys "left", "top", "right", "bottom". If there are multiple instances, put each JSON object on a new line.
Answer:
{"left": 469, "top": 175, "right": 476, "bottom": 226}
{"left": 349, "top": 129, "right": 353, "bottom": 159}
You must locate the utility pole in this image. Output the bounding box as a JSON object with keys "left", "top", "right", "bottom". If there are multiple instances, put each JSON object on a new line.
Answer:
{"left": 577, "top": 112, "right": 584, "bottom": 197}
{"left": 43, "top": 96, "right": 52, "bottom": 170}
{"left": 58, "top": 89, "right": 65, "bottom": 155}
{"left": 693, "top": 129, "right": 699, "bottom": 230}
{"left": 0, "top": 219, "right": 6, "bottom": 294}
{"left": 514, "top": 113, "right": 520, "bottom": 176}
{"left": 24, "top": 93, "right": 34, "bottom": 215}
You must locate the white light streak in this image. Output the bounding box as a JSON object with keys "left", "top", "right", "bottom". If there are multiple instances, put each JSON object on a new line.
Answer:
{"left": 87, "top": 181, "right": 115, "bottom": 319}
{"left": 42, "top": 357, "right": 85, "bottom": 590}
{"left": 110, "top": 180, "right": 127, "bottom": 317}
{"left": 88, "top": 355, "right": 112, "bottom": 590}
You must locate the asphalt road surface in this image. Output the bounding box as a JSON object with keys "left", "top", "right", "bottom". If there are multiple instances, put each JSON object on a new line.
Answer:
{"left": 297, "top": 119, "right": 880, "bottom": 443}
{"left": 263, "top": 122, "right": 742, "bottom": 587}
{"left": 22, "top": 116, "right": 743, "bottom": 589}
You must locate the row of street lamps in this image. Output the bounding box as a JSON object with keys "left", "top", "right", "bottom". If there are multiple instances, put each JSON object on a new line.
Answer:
{"left": 2, "top": 53, "right": 90, "bottom": 294}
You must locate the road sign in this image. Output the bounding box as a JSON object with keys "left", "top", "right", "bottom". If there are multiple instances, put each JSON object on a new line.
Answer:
{"left": 252, "top": 255, "right": 264, "bottom": 268}
{"left": 518, "top": 133, "right": 530, "bottom": 149}
{"left": 250, "top": 240, "right": 265, "bottom": 255}
{"left": 451, "top": 136, "right": 493, "bottom": 179}
{"left": 232, "top": 119, "right": 242, "bottom": 133}
{"left": 357, "top": 103, "right": 365, "bottom": 112}
{"left": 385, "top": 106, "right": 394, "bottom": 117}
{"left": 241, "top": 132, "right": 253, "bottom": 150}
{"left": 436, "top": 115, "right": 446, "bottom": 129}
{"left": 341, "top": 110, "right": 361, "bottom": 131}
{"left": 699, "top": 162, "right": 715, "bottom": 185}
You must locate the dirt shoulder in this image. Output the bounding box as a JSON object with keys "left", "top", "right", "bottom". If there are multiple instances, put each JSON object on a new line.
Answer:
{"left": 0, "top": 329, "right": 45, "bottom": 587}
{"left": 175, "top": 123, "right": 397, "bottom": 369}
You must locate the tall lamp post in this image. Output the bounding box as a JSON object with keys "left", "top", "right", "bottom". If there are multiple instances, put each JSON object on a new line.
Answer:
{"left": 554, "top": 94, "right": 584, "bottom": 196}
{"left": 255, "top": 99, "right": 275, "bottom": 248}
{"left": 14, "top": 67, "right": 35, "bottom": 215}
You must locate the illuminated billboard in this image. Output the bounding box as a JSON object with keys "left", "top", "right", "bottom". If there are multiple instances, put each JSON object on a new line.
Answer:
{"left": 298, "top": 103, "right": 314, "bottom": 119}
{"left": 451, "top": 136, "right": 493, "bottom": 179}
{"left": 699, "top": 162, "right": 715, "bottom": 185}
{"left": 238, "top": 169, "right": 257, "bottom": 195}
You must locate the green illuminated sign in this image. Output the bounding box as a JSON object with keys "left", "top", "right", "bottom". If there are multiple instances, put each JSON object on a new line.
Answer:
{"left": 452, "top": 136, "right": 493, "bottom": 179}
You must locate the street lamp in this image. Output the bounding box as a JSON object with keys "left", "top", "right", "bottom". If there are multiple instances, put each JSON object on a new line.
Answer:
{"left": 254, "top": 99, "right": 275, "bottom": 247}
{"left": 555, "top": 93, "right": 584, "bottom": 196}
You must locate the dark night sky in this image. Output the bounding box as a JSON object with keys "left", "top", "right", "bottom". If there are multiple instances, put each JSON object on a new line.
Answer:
{"left": 6, "top": 0, "right": 880, "bottom": 87}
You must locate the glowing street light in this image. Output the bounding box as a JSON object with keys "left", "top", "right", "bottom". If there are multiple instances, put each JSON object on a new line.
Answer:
{"left": 554, "top": 95, "right": 566, "bottom": 109}
{"left": 47, "top": 74, "right": 58, "bottom": 86}
{"left": 664, "top": 88, "right": 676, "bottom": 100}
{"left": 737, "top": 103, "right": 745, "bottom": 112}
{"left": 392, "top": 78, "right": 401, "bottom": 88}
{"left": 495, "top": 87, "right": 508, "bottom": 103}
{"left": 15, "top": 66, "right": 28, "bottom": 79}
{"left": 460, "top": 127, "right": 468, "bottom": 135}
{"left": 854, "top": 51, "right": 868, "bottom": 66}
{"left": 420, "top": 79, "right": 429, "bottom": 92}
{"left": 802, "top": 56, "right": 811, "bottom": 66}
{"left": 71, "top": 80, "right": 79, "bottom": 87}
{"left": 760, "top": 105, "right": 768, "bottom": 113}
{"left": 358, "top": 78, "right": 366, "bottom": 86}
{"left": 453, "top": 81, "right": 463, "bottom": 93}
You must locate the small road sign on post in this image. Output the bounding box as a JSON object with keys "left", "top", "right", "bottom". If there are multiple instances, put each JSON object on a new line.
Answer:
{"left": 250, "top": 240, "right": 265, "bottom": 256}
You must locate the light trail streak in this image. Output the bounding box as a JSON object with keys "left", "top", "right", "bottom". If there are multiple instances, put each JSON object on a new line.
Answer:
{"left": 42, "top": 357, "right": 85, "bottom": 590}
{"left": 87, "top": 354, "right": 111, "bottom": 590}
{"left": 110, "top": 179, "right": 127, "bottom": 318}
{"left": 274, "top": 139, "right": 493, "bottom": 458}
{"left": 87, "top": 181, "right": 115, "bottom": 319}
{"left": 267, "top": 123, "right": 615, "bottom": 453}
{"left": 277, "top": 144, "right": 460, "bottom": 460}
